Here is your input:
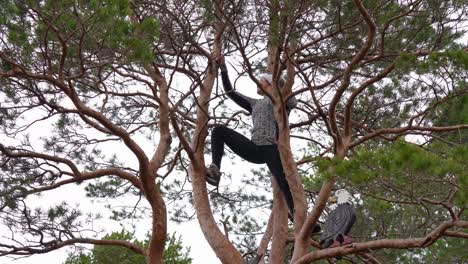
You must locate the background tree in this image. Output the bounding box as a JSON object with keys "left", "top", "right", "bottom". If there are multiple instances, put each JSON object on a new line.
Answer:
{"left": 0, "top": 0, "right": 467, "bottom": 263}
{"left": 63, "top": 231, "right": 191, "bottom": 264}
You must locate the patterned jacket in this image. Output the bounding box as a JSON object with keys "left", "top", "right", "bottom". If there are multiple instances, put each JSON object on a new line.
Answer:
{"left": 220, "top": 65, "right": 297, "bottom": 145}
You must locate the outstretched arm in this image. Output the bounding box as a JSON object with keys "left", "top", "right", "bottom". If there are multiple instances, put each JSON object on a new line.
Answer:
{"left": 217, "top": 57, "right": 256, "bottom": 113}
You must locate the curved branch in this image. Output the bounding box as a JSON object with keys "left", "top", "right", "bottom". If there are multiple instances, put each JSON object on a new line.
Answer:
{"left": 328, "top": 0, "right": 376, "bottom": 152}
{"left": 0, "top": 144, "right": 81, "bottom": 178}
{"left": 298, "top": 180, "right": 335, "bottom": 243}
{"left": 343, "top": 62, "right": 396, "bottom": 137}
{"left": 27, "top": 168, "right": 143, "bottom": 195}
{"left": 0, "top": 144, "right": 142, "bottom": 193}
{"left": 0, "top": 238, "right": 146, "bottom": 257}
{"left": 295, "top": 220, "right": 468, "bottom": 263}
{"left": 351, "top": 124, "right": 468, "bottom": 148}
{"left": 0, "top": 64, "right": 150, "bottom": 170}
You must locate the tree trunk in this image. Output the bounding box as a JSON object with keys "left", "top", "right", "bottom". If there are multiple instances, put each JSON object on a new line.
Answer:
{"left": 190, "top": 165, "right": 244, "bottom": 263}
{"left": 267, "top": 31, "right": 308, "bottom": 263}
{"left": 147, "top": 190, "right": 167, "bottom": 264}
{"left": 270, "top": 180, "right": 289, "bottom": 264}
{"left": 187, "top": 20, "right": 244, "bottom": 263}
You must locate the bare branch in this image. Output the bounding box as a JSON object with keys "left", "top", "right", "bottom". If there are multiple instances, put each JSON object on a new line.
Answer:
{"left": 0, "top": 238, "right": 146, "bottom": 257}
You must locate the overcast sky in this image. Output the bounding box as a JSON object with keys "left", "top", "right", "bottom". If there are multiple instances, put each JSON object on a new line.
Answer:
{"left": 0, "top": 64, "right": 280, "bottom": 264}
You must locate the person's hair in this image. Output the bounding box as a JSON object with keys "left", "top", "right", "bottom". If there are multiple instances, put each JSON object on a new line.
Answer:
{"left": 258, "top": 73, "right": 285, "bottom": 89}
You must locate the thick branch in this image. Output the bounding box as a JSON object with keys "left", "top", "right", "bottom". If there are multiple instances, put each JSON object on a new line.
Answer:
{"left": 0, "top": 144, "right": 81, "bottom": 178}
{"left": 186, "top": 9, "right": 244, "bottom": 262}
{"left": 328, "top": 0, "right": 376, "bottom": 152}
{"left": 0, "top": 66, "right": 150, "bottom": 170}
{"left": 299, "top": 180, "right": 335, "bottom": 242}
{"left": 295, "top": 220, "right": 468, "bottom": 263}
{"left": 343, "top": 62, "right": 396, "bottom": 137}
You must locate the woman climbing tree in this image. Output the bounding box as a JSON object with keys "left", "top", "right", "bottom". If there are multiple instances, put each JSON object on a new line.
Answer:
{"left": 206, "top": 55, "right": 297, "bottom": 218}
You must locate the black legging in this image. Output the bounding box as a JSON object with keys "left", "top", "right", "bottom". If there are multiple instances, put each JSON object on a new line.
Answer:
{"left": 211, "top": 125, "right": 294, "bottom": 213}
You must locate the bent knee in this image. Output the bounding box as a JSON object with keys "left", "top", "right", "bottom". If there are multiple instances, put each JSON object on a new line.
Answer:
{"left": 212, "top": 125, "right": 228, "bottom": 136}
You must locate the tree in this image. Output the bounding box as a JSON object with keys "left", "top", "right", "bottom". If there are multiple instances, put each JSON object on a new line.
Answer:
{"left": 63, "top": 231, "right": 191, "bottom": 264}
{"left": 0, "top": 0, "right": 467, "bottom": 263}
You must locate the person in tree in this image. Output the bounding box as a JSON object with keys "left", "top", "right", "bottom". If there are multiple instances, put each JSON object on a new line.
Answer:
{"left": 206, "top": 54, "right": 297, "bottom": 217}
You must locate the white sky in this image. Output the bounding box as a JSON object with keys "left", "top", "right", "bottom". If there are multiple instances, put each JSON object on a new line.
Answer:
{"left": 0, "top": 65, "right": 278, "bottom": 264}
{"left": 0, "top": 172, "right": 221, "bottom": 264}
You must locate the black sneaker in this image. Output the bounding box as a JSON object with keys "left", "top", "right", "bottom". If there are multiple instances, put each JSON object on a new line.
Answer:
{"left": 206, "top": 164, "right": 221, "bottom": 186}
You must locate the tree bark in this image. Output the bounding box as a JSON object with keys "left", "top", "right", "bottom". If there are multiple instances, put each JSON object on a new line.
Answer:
{"left": 146, "top": 188, "right": 167, "bottom": 264}
{"left": 257, "top": 212, "right": 274, "bottom": 264}
{"left": 142, "top": 65, "right": 171, "bottom": 264}
{"left": 266, "top": 2, "right": 309, "bottom": 261}
{"left": 187, "top": 19, "right": 244, "bottom": 263}
{"left": 295, "top": 220, "right": 467, "bottom": 263}
{"left": 270, "top": 179, "right": 289, "bottom": 264}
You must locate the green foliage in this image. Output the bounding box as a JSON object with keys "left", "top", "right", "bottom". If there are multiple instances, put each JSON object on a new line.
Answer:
{"left": 200, "top": 0, "right": 215, "bottom": 21}
{"left": 1, "top": 0, "right": 467, "bottom": 262}
{"left": 312, "top": 141, "right": 467, "bottom": 208}
{"left": 401, "top": 237, "right": 468, "bottom": 263}
{"left": 395, "top": 52, "right": 418, "bottom": 72}
{"left": 428, "top": 49, "right": 468, "bottom": 70}
{"left": 427, "top": 91, "right": 468, "bottom": 205}
{"left": 85, "top": 177, "right": 126, "bottom": 198}
{"left": 315, "top": 141, "right": 466, "bottom": 185}
{"left": 432, "top": 93, "right": 468, "bottom": 131}
{"left": 395, "top": 47, "right": 468, "bottom": 76}
{"left": 64, "top": 254, "right": 92, "bottom": 264}
{"left": 46, "top": 202, "right": 82, "bottom": 229}
{"left": 310, "top": 138, "right": 467, "bottom": 262}
{"left": 269, "top": 1, "right": 281, "bottom": 46}
{"left": 163, "top": 233, "right": 192, "bottom": 264}
{"left": 0, "top": 0, "right": 159, "bottom": 69}
{"left": 91, "top": 231, "right": 146, "bottom": 264}
{"left": 63, "top": 230, "right": 192, "bottom": 264}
